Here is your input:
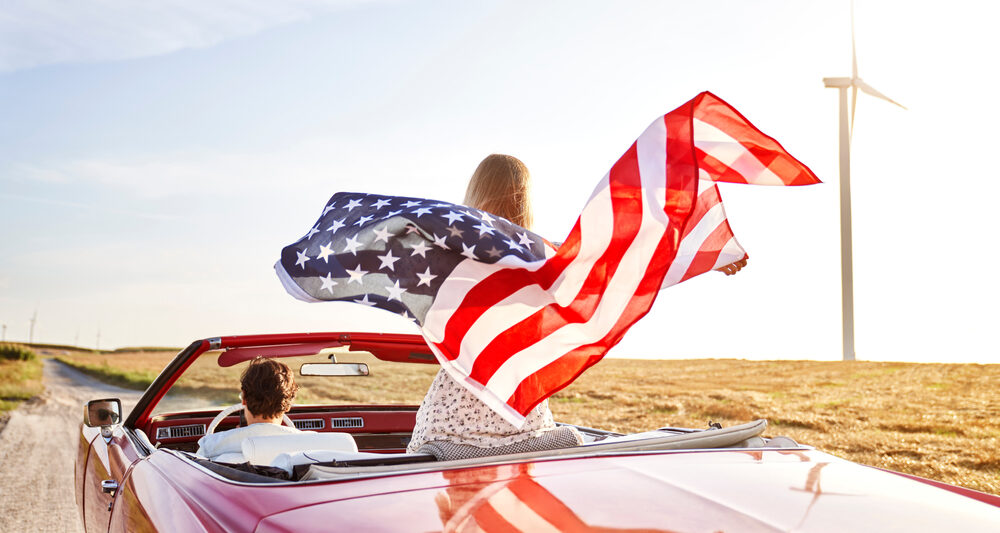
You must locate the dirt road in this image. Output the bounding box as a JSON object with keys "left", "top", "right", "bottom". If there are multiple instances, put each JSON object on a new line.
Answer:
{"left": 0, "top": 360, "right": 143, "bottom": 533}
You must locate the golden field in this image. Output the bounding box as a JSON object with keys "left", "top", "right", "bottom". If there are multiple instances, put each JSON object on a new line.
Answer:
{"left": 54, "top": 349, "right": 999, "bottom": 495}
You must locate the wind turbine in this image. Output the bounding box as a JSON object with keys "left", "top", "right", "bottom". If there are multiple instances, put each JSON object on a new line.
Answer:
{"left": 823, "top": 2, "right": 906, "bottom": 361}
{"left": 28, "top": 309, "right": 38, "bottom": 344}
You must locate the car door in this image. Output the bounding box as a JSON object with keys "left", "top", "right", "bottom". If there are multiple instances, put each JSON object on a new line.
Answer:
{"left": 80, "top": 425, "right": 143, "bottom": 533}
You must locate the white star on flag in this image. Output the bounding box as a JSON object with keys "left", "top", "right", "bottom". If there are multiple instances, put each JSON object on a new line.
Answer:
{"left": 372, "top": 227, "right": 392, "bottom": 243}
{"left": 318, "top": 272, "right": 337, "bottom": 293}
{"left": 474, "top": 223, "right": 495, "bottom": 237}
{"left": 342, "top": 236, "right": 363, "bottom": 255}
{"left": 443, "top": 211, "right": 465, "bottom": 225}
{"left": 372, "top": 198, "right": 391, "bottom": 209}
{"left": 384, "top": 281, "right": 406, "bottom": 301}
{"left": 377, "top": 250, "right": 400, "bottom": 271}
{"left": 295, "top": 250, "right": 310, "bottom": 269}
{"left": 344, "top": 198, "right": 363, "bottom": 211}
{"left": 345, "top": 265, "right": 366, "bottom": 285}
{"left": 416, "top": 267, "right": 436, "bottom": 287}
{"left": 460, "top": 243, "right": 477, "bottom": 260}
{"left": 327, "top": 219, "right": 346, "bottom": 233}
{"left": 317, "top": 242, "right": 335, "bottom": 262}
{"left": 409, "top": 240, "right": 431, "bottom": 258}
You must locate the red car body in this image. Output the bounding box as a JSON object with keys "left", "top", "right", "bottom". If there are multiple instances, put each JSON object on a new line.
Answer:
{"left": 77, "top": 332, "right": 1000, "bottom": 532}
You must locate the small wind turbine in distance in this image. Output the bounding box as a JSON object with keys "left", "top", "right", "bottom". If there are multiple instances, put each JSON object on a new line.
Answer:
{"left": 823, "top": 1, "right": 906, "bottom": 362}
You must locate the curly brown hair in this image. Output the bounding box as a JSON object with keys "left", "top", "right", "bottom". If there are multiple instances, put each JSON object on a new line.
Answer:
{"left": 240, "top": 357, "right": 298, "bottom": 419}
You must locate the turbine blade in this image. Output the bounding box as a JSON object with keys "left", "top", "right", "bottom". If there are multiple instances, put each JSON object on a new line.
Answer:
{"left": 851, "top": 85, "right": 858, "bottom": 140}
{"left": 856, "top": 79, "right": 907, "bottom": 110}
{"left": 851, "top": 0, "right": 858, "bottom": 79}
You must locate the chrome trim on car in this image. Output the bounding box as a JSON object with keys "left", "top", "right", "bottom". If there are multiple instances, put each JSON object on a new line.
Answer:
{"left": 293, "top": 418, "right": 325, "bottom": 430}
{"left": 101, "top": 479, "right": 118, "bottom": 495}
{"left": 208, "top": 337, "right": 222, "bottom": 350}
{"left": 330, "top": 416, "right": 364, "bottom": 429}
{"left": 156, "top": 423, "right": 207, "bottom": 440}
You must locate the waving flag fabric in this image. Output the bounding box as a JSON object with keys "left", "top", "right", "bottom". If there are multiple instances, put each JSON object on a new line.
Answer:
{"left": 276, "top": 91, "right": 820, "bottom": 427}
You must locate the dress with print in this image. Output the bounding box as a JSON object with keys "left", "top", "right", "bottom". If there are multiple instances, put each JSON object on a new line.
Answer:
{"left": 407, "top": 369, "right": 556, "bottom": 453}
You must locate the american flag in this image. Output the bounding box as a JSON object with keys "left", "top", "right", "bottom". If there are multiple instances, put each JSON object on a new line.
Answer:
{"left": 276, "top": 92, "right": 819, "bottom": 427}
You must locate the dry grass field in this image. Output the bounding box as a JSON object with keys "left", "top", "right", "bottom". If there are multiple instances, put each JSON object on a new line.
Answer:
{"left": 0, "top": 344, "right": 43, "bottom": 426}
{"left": 55, "top": 349, "right": 999, "bottom": 495}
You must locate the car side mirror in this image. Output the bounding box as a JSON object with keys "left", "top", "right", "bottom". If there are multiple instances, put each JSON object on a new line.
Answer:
{"left": 84, "top": 398, "right": 122, "bottom": 428}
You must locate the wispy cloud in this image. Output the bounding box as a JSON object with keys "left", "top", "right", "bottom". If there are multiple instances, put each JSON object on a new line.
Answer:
{"left": 0, "top": 0, "right": 373, "bottom": 73}
{"left": 0, "top": 192, "right": 179, "bottom": 220}
{"left": 11, "top": 134, "right": 475, "bottom": 202}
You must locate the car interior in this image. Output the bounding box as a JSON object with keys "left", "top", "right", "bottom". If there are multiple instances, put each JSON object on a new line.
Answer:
{"left": 117, "top": 337, "right": 802, "bottom": 484}
{"left": 136, "top": 407, "right": 796, "bottom": 484}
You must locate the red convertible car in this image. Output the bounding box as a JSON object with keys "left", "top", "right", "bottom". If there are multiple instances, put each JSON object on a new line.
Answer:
{"left": 77, "top": 332, "right": 1000, "bottom": 532}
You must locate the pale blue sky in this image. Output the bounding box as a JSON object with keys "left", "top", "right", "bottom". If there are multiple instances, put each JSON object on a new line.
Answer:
{"left": 1, "top": 0, "right": 998, "bottom": 362}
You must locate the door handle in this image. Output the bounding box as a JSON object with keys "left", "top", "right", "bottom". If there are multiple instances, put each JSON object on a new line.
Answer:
{"left": 101, "top": 479, "right": 118, "bottom": 512}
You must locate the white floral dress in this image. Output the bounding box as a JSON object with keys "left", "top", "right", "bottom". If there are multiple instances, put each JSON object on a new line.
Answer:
{"left": 406, "top": 369, "right": 556, "bottom": 453}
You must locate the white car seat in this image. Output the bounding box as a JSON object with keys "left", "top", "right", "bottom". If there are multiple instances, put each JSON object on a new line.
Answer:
{"left": 241, "top": 432, "right": 358, "bottom": 466}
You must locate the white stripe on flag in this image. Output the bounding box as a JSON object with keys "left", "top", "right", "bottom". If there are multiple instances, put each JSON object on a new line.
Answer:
{"left": 712, "top": 237, "right": 746, "bottom": 270}
{"left": 660, "top": 201, "right": 727, "bottom": 287}
{"left": 693, "top": 118, "right": 785, "bottom": 185}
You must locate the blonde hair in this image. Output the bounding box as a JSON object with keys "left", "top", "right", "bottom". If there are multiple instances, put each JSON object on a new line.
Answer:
{"left": 463, "top": 154, "right": 533, "bottom": 230}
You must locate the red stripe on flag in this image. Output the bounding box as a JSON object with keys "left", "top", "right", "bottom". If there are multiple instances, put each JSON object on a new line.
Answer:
{"left": 678, "top": 221, "right": 738, "bottom": 283}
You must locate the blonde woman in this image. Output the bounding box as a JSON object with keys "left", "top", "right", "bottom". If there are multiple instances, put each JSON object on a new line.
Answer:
{"left": 407, "top": 154, "right": 574, "bottom": 458}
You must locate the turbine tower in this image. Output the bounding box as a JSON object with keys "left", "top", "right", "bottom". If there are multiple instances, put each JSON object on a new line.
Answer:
{"left": 28, "top": 309, "right": 38, "bottom": 344}
{"left": 823, "top": 2, "right": 905, "bottom": 361}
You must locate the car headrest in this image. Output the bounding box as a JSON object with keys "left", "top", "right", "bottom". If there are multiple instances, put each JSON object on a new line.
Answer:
{"left": 241, "top": 432, "right": 358, "bottom": 465}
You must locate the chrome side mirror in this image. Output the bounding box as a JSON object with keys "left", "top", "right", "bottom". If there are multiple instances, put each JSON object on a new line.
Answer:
{"left": 85, "top": 398, "right": 122, "bottom": 428}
